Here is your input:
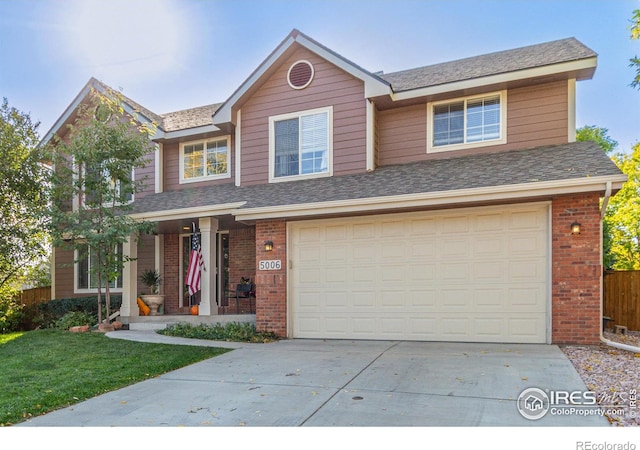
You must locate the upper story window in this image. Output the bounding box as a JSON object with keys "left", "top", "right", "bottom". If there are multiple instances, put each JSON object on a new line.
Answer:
{"left": 180, "top": 136, "right": 230, "bottom": 184}
{"left": 79, "top": 160, "right": 133, "bottom": 208}
{"left": 427, "top": 91, "right": 507, "bottom": 153}
{"left": 269, "top": 106, "right": 333, "bottom": 183}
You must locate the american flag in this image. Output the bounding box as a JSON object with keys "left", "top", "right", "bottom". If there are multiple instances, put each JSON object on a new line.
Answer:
{"left": 186, "top": 226, "right": 205, "bottom": 296}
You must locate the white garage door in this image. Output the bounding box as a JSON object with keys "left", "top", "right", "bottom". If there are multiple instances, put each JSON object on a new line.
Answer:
{"left": 289, "top": 203, "right": 549, "bottom": 343}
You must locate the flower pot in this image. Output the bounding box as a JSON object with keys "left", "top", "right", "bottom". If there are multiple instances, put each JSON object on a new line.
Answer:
{"left": 140, "top": 294, "right": 165, "bottom": 315}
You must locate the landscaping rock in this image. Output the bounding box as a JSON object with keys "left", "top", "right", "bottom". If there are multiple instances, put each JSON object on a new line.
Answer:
{"left": 69, "top": 325, "right": 90, "bottom": 333}
{"left": 98, "top": 323, "right": 115, "bottom": 332}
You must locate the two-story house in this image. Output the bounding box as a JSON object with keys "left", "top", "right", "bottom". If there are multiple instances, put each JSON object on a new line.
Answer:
{"left": 44, "top": 29, "right": 626, "bottom": 344}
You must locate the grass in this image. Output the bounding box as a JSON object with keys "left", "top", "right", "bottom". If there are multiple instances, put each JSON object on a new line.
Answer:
{"left": 0, "top": 329, "right": 230, "bottom": 426}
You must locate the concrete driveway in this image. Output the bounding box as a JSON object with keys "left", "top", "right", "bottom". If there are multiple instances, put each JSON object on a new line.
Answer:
{"left": 17, "top": 332, "right": 606, "bottom": 427}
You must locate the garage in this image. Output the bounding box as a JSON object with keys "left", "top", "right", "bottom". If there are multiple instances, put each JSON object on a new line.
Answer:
{"left": 288, "top": 203, "right": 550, "bottom": 343}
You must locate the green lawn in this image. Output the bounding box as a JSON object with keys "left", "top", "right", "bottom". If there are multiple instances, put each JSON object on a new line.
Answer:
{"left": 0, "top": 329, "right": 230, "bottom": 426}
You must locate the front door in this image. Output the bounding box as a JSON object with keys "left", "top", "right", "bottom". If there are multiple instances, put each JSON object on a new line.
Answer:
{"left": 181, "top": 231, "right": 230, "bottom": 311}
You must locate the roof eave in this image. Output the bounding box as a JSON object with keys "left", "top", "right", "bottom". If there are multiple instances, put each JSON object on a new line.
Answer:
{"left": 231, "top": 173, "right": 626, "bottom": 221}
{"left": 390, "top": 56, "right": 597, "bottom": 102}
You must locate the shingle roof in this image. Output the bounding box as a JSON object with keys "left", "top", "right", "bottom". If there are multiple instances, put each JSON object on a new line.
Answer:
{"left": 131, "top": 141, "right": 622, "bottom": 216}
{"left": 379, "top": 38, "right": 596, "bottom": 92}
{"left": 160, "top": 103, "right": 223, "bottom": 132}
{"left": 92, "top": 37, "right": 596, "bottom": 134}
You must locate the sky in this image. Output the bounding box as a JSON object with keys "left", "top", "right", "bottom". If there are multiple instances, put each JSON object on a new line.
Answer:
{"left": 0, "top": 0, "right": 639, "bottom": 154}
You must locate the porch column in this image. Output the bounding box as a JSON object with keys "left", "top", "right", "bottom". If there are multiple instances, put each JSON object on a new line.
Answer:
{"left": 121, "top": 234, "right": 138, "bottom": 318}
{"left": 198, "top": 217, "right": 218, "bottom": 315}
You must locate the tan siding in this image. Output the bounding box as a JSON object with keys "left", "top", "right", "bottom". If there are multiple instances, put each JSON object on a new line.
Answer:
{"left": 241, "top": 46, "right": 367, "bottom": 185}
{"left": 54, "top": 248, "right": 80, "bottom": 299}
{"left": 162, "top": 136, "right": 236, "bottom": 192}
{"left": 377, "top": 80, "right": 569, "bottom": 166}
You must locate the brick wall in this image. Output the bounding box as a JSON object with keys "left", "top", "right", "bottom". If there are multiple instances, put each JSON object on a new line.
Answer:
{"left": 163, "top": 234, "right": 180, "bottom": 313}
{"left": 255, "top": 219, "right": 287, "bottom": 336}
{"left": 229, "top": 227, "right": 256, "bottom": 289}
{"left": 551, "top": 193, "right": 602, "bottom": 344}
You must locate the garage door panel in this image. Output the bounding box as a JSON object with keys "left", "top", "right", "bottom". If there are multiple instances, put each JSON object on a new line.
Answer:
{"left": 409, "top": 290, "right": 438, "bottom": 308}
{"left": 441, "top": 215, "right": 470, "bottom": 233}
{"left": 410, "top": 264, "right": 437, "bottom": 281}
{"left": 290, "top": 204, "right": 549, "bottom": 343}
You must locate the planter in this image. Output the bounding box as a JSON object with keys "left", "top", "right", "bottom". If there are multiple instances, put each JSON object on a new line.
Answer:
{"left": 140, "top": 294, "right": 165, "bottom": 315}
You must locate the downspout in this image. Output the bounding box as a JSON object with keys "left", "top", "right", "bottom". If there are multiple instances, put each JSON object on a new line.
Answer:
{"left": 598, "top": 181, "right": 640, "bottom": 352}
{"left": 600, "top": 181, "right": 612, "bottom": 219}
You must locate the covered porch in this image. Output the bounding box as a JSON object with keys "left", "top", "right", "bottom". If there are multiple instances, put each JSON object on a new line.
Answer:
{"left": 119, "top": 207, "right": 258, "bottom": 327}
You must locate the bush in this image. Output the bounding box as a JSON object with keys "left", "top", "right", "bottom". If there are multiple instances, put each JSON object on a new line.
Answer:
{"left": 0, "top": 295, "right": 22, "bottom": 334}
{"left": 18, "top": 303, "right": 44, "bottom": 331}
{"left": 55, "top": 311, "right": 97, "bottom": 330}
{"left": 158, "top": 322, "right": 279, "bottom": 343}
{"left": 38, "top": 295, "right": 122, "bottom": 328}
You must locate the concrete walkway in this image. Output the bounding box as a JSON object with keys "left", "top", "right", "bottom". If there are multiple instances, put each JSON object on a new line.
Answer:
{"left": 16, "top": 331, "right": 607, "bottom": 427}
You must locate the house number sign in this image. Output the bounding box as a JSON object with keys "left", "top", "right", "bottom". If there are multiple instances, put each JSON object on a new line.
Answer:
{"left": 259, "top": 260, "right": 282, "bottom": 271}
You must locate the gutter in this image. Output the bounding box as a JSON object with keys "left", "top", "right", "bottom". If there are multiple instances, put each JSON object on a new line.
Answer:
{"left": 597, "top": 180, "right": 639, "bottom": 352}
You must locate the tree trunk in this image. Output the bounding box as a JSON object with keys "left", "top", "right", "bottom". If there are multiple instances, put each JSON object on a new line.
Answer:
{"left": 105, "top": 282, "right": 111, "bottom": 324}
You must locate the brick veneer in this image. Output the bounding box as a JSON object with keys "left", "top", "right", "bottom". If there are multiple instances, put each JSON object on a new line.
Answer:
{"left": 229, "top": 227, "right": 256, "bottom": 289}
{"left": 163, "top": 234, "right": 180, "bottom": 314}
{"left": 255, "top": 219, "right": 287, "bottom": 336}
{"left": 551, "top": 193, "right": 602, "bottom": 344}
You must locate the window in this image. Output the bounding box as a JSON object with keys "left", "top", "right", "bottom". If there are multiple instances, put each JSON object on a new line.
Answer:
{"left": 75, "top": 243, "right": 123, "bottom": 292}
{"left": 269, "top": 107, "right": 333, "bottom": 182}
{"left": 180, "top": 137, "right": 230, "bottom": 183}
{"left": 80, "top": 160, "right": 133, "bottom": 207}
{"left": 427, "top": 91, "right": 506, "bottom": 153}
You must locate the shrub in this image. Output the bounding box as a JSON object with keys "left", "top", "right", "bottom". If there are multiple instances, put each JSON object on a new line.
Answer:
{"left": 38, "top": 295, "right": 122, "bottom": 328}
{"left": 158, "top": 322, "right": 279, "bottom": 343}
{"left": 55, "top": 311, "right": 97, "bottom": 330}
{"left": 0, "top": 295, "right": 22, "bottom": 333}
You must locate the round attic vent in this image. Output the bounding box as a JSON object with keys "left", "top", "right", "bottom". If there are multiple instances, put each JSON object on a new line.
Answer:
{"left": 287, "top": 60, "right": 314, "bottom": 90}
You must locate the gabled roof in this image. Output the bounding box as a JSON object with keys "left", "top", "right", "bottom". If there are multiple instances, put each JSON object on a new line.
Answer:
{"left": 43, "top": 31, "right": 598, "bottom": 146}
{"left": 130, "top": 141, "right": 626, "bottom": 221}
{"left": 40, "top": 78, "right": 224, "bottom": 146}
{"left": 212, "top": 29, "right": 392, "bottom": 125}
{"left": 380, "top": 37, "right": 597, "bottom": 93}
{"left": 40, "top": 77, "right": 164, "bottom": 146}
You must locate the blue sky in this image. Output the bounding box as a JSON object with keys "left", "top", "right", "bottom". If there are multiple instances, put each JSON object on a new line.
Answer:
{"left": 1, "top": 0, "right": 639, "bottom": 152}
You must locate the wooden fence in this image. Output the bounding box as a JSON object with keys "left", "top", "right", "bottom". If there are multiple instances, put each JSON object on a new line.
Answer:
{"left": 604, "top": 271, "right": 640, "bottom": 331}
{"left": 18, "top": 286, "right": 51, "bottom": 307}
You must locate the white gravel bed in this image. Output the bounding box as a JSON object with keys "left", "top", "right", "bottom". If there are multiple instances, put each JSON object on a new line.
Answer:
{"left": 561, "top": 330, "right": 640, "bottom": 427}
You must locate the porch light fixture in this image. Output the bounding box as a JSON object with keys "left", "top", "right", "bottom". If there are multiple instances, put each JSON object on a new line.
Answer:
{"left": 571, "top": 222, "right": 581, "bottom": 235}
{"left": 264, "top": 241, "right": 274, "bottom": 252}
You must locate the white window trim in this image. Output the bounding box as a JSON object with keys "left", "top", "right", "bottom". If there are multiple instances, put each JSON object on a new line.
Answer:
{"left": 179, "top": 136, "right": 231, "bottom": 184}
{"left": 427, "top": 90, "right": 507, "bottom": 154}
{"left": 74, "top": 157, "right": 135, "bottom": 210}
{"left": 74, "top": 244, "right": 123, "bottom": 294}
{"left": 268, "top": 106, "right": 333, "bottom": 183}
